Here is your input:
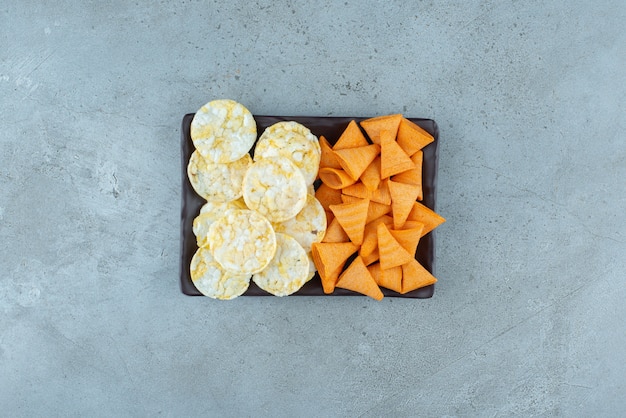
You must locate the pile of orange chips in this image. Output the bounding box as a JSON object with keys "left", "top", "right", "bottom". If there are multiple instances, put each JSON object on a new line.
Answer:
{"left": 312, "top": 114, "right": 445, "bottom": 300}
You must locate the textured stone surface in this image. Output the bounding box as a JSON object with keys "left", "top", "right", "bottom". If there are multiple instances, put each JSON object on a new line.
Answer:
{"left": 1, "top": 1, "right": 625, "bottom": 416}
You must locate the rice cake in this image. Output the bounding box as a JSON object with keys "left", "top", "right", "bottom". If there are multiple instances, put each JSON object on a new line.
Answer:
{"left": 190, "top": 99, "right": 257, "bottom": 163}
{"left": 272, "top": 194, "right": 327, "bottom": 253}
{"left": 190, "top": 247, "right": 250, "bottom": 300}
{"left": 242, "top": 157, "right": 307, "bottom": 223}
{"left": 254, "top": 121, "right": 321, "bottom": 186}
{"left": 187, "top": 151, "right": 252, "bottom": 202}
{"left": 252, "top": 233, "right": 309, "bottom": 297}
{"left": 207, "top": 209, "right": 276, "bottom": 275}
{"left": 194, "top": 200, "right": 244, "bottom": 247}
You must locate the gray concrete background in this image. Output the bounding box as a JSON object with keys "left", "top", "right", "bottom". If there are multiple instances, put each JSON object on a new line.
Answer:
{"left": 1, "top": 0, "right": 625, "bottom": 416}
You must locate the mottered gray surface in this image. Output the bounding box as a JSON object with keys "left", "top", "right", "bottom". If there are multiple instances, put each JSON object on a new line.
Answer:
{"left": 1, "top": 1, "right": 625, "bottom": 416}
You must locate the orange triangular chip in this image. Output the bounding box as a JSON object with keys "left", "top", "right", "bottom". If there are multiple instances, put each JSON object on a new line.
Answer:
{"left": 319, "top": 167, "right": 358, "bottom": 190}
{"left": 380, "top": 129, "right": 415, "bottom": 178}
{"left": 342, "top": 180, "right": 391, "bottom": 205}
{"left": 401, "top": 258, "right": 437, "bottom": 294}
{"left": 377, "top": 222, "right": 414, "bottom": 270}
{"left": 406, "top": 202, "right": 446, "bottom": 236}
{"left": 335, "top": 256, "right": 384, "bottom": 300}
{"left": 367, "top": 263, "right": 381, "bottom": 284}
{"left": 334, "top": 144, "right": 380, "bottom": 180}
{"left": 360, "top": 114, "right": 403, "bottom": 144}
{"left": 396, "top": 118, "right": 434, "bottom": 156}
{"left": 311, "top": 242, "right": 358, "bottom": 293}
{"left": 315, "top": 183, "right": 343, "bottom": 211}
{"left": 359, "top": 215, "right": 394, "bottom": 258}
{"left": 319, "top": 135, "right": 342, "bottom": 169}
{"left": 341, "top": 195, "right": 391, "bottom": 224}
{"left": 392, "top": 151, "right": 423, "bottom": 201}
{"left": 378, "top": 266, "right": 403, "bottom": 293}
{"left": 334, "top": 120, "right": 369, "bottom": 149}
{"left": 361, "top": 248, "right": 380, "bottom": 266}
{"left": 389, "top": 224, "right": 424, "bottom": 257}
{"left": 329, "top": 199, "right": 369, "bottom": 246}
{"left": 388, "top": 180, "right": 421, "bottom": 229}
{"left": 322, "top": 217, "right": 350, "bottom": 243}
{"left": 360, "top": 156, "right": 382, "bottom": 191}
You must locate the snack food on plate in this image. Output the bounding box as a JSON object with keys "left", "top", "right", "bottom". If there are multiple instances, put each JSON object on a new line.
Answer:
{"left": 272, "top": 194, "right": 327, "bottom": 253}
{"left": 252, "top": 233, "right": 309, "bottom": 296}
{"left": 242, "top": 157, "right": 307, "bottom": 223}
{"left": 312, "top": 114, "right": 446, "bottom": 299}
{"left": 190, "top": 99, "right": 257, "bottom": 163}
{"left": 254, "top": 121, "right": 321, "bottom": 186}
{"left": 190, "top": 247, "right": 251, "bottom": 300}
{"left": 207, "top": 209, "right": 277, "bottom": 275}
{"left": 187, "top": 150, "right": 252, "bottom": 202}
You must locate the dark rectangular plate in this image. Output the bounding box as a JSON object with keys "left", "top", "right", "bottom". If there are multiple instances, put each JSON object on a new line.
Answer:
{"left": 180, "top": 115, "right": 440, "bottom": 298}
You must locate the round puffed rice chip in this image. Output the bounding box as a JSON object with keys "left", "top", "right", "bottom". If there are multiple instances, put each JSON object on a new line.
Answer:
{"left": 207, "top": 209, "right": 277, "bottom": 275}
{"left": 193, "top": 201, "right": 243, "bottom": 247}
{"left": 254, "top": 121, "right": 321, "bottom": 186}
{"left": 272, "top": 194, "right": 327, "bottom": 253}
{"left": 242, "top": 157, "right": 307, "bottom": 223}
{"left": 187, "top": 150, "right": 251, "bottom": 202}
{"left": 190, "top": 99, "right": 257, "bottom": 163}
{"left": 252, "top": 233, "right": 309, "bottom": 297}
{"left": 190, "top": 247, "right": 250, "bottom": 300}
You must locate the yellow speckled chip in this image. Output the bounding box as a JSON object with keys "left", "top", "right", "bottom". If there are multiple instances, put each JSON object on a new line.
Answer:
{"left": 193, "top": 200, "right": 244, "bottom": 247}
{"left": 207, "top": 209, "right": 277, "bottom": 275}
{"left": 252, "top": 233, "right": 309, "bottom": 296}
{"left": 190, "top": 99, "right": 257, "bottom": 163}
{"left": 187, "top": 150, "right": 252, "bottom": 202}
{"left": 190, "top": 247, "right": 250, "bottom": 300}
{"left": 272, "top": 194, "right": 327, "bottom": 253}
{"left": 242, "top": 157, "right": 307, "bottom": 223}
{"left": 254, "top": 121, "right": 321, "bottom": 186}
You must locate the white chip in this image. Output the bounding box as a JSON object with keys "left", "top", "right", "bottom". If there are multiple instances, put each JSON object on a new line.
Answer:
{"left": 242, "top": 157, "right": 307, "bottom": 223}
{"left": 254, "top": 121, "right": 321, "bottom": 185}
{"left": 272, "top": 194, "right": 327, "bottom": 253}
{"left": 252, "top": 233, "right": 309, "bottom": 297}
{"left": 305, "top": 252, "right": 316, "bottom": 283}
{"left": 207, "top": 209, "right": 276, "bottom": 275}
{"left": 190, "top": 247, "right": 250, "bottom": 300}
{"left": 190, "top": 99, "right": 257, "bottom": 163}
{"left": 193, "top": 201, "right": 242, "bottom": 247}
{"left": 187, "top": 151, "right": 252, "bottom": 202}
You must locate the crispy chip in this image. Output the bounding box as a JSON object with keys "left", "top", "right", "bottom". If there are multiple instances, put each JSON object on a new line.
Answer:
{"left": 391, "top": 150, "right": 423, "bottom": 188}
{"left": 360, "top": 156, "right": 382, "bottom": 191}
{"left": 388, "top": 179, "right": 421, "bottom": 229}
{"left": 377, "top": 222, "right": 414, "bottom": 270}
{"left": 367, "top": 262, "right": 381, "bottom": 285}
{"left": 334, "top": 120, "right": 369, "bottom": 149}
{"left": 322, "top": 216, "right": 350, "bottom": 243}
{"left": 378, "top": 265, "right": 403, "bottom": 294}
{"left": 361, "top": 248, "right": 380, "bottom": 266}
{"left": 359, "top": 114, "right": 402, "bottom": 145}
{"left": 335, "top": 256, "right": 384, "bottom": 300}
{"left": 315, "top": 183, "right": 343, "bottom": 211}
{"left": 406, "top": 201, "right": 446, "bottom": 237}
{"left": 401, "top": 258, "right": 437, "bottom": 293}
{"left": 329, "top": 199, "right": 370, "bottom": 246}
{"left": 389, "top": 223, "right": 424, "bottom": 257}
{"left": 319, "top": 135, "right": 342, "bottom": 170}
{"left": 359, "top": 215, "right": 394, "bottom": 258}
{"left": 396, "top": 118, "right": 434, "bottom": 156}
{"left": 380, "top": 129, "right": 415, "bottom": 178}
{"left": 311, "top": 242, "right": 358, "bottom": 294}
{"left": 318, "top": 167, "right": 358, "bottom": 190}
{"left": 340, "top": 195, "right": 391, "bottom": 224}
{"left": 342, "top": 180, "right": 391, "bottom": 205}
{"left": 334, "top": 144, "right": 380, "bottom": 180}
